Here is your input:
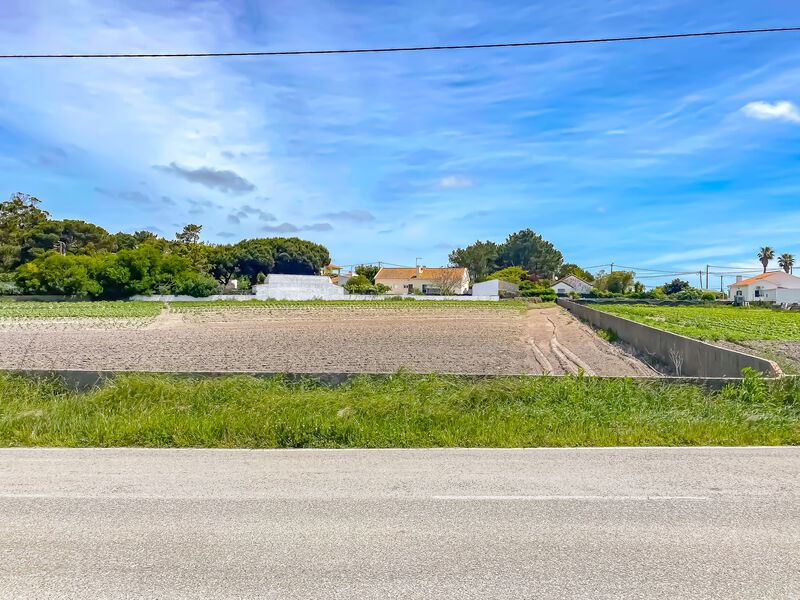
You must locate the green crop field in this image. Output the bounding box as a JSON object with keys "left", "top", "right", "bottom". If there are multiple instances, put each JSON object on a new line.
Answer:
{"left": 594, "top": 304, "right": 800, "bottom": 342}
{"left": 0, "top": 300, "right": 164, "bottom": 319}
{"left": 0, "top": 371, "right": 798, "bottom": 447}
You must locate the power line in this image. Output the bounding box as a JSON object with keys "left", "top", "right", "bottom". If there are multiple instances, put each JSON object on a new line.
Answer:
{"left": 1, "top": 27, "right": 798, "bottom": 59}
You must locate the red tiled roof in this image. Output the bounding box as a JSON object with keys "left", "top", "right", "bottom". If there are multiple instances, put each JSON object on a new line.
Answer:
{"left": 729, "top": 272, "right": 782, "bottom": 286}
{"left": 375, "top": 267, "right": 468, "bottom": 281}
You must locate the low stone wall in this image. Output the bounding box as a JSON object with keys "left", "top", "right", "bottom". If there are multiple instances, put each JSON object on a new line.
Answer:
{"left": 557, "top": 298, "right": 781, "bottom": 378}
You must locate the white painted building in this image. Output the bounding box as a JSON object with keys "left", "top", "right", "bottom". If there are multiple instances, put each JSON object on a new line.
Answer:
{"left": 550, "top": 274, "right": 593, "bottom": 296}
{"left": 728, "top": 271, "right": 800, "bottom": 304}
{"left": 471, "top": 279, "right": 519, "bottom": 298}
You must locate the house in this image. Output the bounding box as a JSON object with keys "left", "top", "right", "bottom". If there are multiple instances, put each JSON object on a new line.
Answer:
{"left": 728, "top": 271, "right": 800, "bottom": 303}
{"left": 322, "top": 264, "right": 342, "bottom": 284}
{"left": 551, "top": 274, "right": 593, "bottom": 296}
{"left": 374, "top": 266, "right": 470, "bottom": 295}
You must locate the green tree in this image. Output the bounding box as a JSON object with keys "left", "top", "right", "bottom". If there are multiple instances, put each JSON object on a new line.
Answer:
{"left": 448, "top": 240, "right": 498, "bottom": 282}
{"left": 758, "top": 246, "right": 775, "bottom": 273}
{"left": 14, "top": 253, "right": 102, "bottom": 297}
{"left": 595, "top": 271, "right": 635, "bottom": 294}
{"left": 663, "top": 278, "right": 690, "bottom": 295}
{"left": 556, "top": 263, "right": 594, "bottom": 282}
{"left": 232, "top": 239, "right": 276, "bottom": 281}
{"left": 0, "top": 193, "right": 50, "bottom": 271}
{"left": 355, "top": 264, "right": 381, "bottom": 283}
{"left": 270, "top": 237, "right": 330, "bottom": 274}
{"left": 23, "top": 219, "right": 115, "bottom": 261}
{"left": 176, "top": 224, "right": 202, "bottom": 244}
{"left": 778, "top": 253, "right": 794, "bottom": 274}
{"left": 495, "top": 229, "right": 563, "bottom": 278}
{"left": 485, "top": 266, "right": 527, "bottom": 284}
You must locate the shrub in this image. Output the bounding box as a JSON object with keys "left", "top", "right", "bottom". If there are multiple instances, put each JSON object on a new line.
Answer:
{"left": 701, "top": 292, "right": 716, "bottom": 301}
{"left": 176, "top": 273, "right": 219, "bottom": 297}
{"left": 484, "top": 266, "right": 527, "bottom": 285}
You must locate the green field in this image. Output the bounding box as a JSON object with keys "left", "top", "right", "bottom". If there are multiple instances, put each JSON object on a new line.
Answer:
{"left": 0, "top": 300, "right": 163, "bottom": 319}
{"left": 1, "top": 372, "right": 797, "bottom": 447}
{"left": 594, "top": 304, "right": 800, "bottom": 342}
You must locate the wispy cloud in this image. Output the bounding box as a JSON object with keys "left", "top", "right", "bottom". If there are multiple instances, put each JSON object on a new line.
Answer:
{"left": 438, "top": 175, "right": 474, "bottom": 189}
{"left": 154, "top": 163, "right": 256, "bottom": 194}
{"left": 321, "top": 210, "right": 375, "bottom": 222}
{"left": 741, "top": 101, "right": 800, "bottom": 123}
{"left": 263, "top": 222, "right": 333, "bottom": 233}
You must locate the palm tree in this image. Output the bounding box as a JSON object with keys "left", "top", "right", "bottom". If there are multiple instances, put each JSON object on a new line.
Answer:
{"left": 758, "top": 246, "right": 775, "bottom": 273}
{"left": 778, "top": 253, "right": 795, "bottom": 274}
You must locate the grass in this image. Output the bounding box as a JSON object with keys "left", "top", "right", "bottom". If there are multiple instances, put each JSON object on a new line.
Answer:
{"left": 593, "top": 304, "right": 800, "bottom": 342}
{"left": 1, "top": 371, "right": 797, "bottom": 447}
{"left": 0, "top": 300, "right": 163, "bottom": 319}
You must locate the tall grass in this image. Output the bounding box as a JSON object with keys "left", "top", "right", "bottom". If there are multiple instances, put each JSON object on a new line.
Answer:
{"left": 0, "top": 372, "right": 797, "bottom": 447}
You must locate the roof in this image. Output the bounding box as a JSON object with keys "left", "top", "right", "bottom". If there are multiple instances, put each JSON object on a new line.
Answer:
{"left": 728, "top": 271, "right": 796, "bottom": 287}
{"left": 326, "top": 264, "right": 341, "bottom": 270}
{"left": 375, "top": 267, "right": 468, "bottom": 281}
{"left": 552, "top": 274, "right": 592, "bottom": 287}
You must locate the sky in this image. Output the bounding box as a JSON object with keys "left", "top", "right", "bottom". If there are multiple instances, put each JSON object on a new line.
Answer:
{"left": 1, "top": 0, "right": 799, "bottom": 285}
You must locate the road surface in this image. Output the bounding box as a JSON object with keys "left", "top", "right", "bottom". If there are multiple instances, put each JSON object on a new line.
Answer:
{"left": 0, "top": 447, "right": 797, "bottom": 599}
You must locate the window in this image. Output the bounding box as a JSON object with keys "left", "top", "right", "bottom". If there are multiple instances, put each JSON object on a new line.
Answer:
{"left": 558, "top": 288, "right": 566, "bottom": 294}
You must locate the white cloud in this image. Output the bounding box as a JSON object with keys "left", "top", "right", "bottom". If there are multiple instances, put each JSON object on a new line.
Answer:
{"left": 438, "top": 175, "right": 474, "bottom": 189}
{"left": 741, "top": 101, "right": 800, "bottom": 123}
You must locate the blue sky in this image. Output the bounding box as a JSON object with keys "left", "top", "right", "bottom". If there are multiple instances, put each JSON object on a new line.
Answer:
{"left": 1, "top": 1, "right": 799, "bottom": 284}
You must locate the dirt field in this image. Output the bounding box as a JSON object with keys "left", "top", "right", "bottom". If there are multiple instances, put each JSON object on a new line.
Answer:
{"left": 0, "top": 304, "right": 654, "bottom": 375}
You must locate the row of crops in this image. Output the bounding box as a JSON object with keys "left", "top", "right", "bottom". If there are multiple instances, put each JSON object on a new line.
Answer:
{"left": 594, "top": 304, "right": 800, "bottom": 342}
{"left": 0, "top": 301, "right": 164, "bottom": 319}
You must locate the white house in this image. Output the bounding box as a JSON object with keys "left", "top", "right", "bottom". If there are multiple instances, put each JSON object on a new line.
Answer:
{"left": 551, "top": 274, "right": 593, "bottom": 296}
{"left": 728, "top": 271, "right": 800, "bottom": 304}
{"left": 375, "top": 266, "right": 470, "bottom": 295}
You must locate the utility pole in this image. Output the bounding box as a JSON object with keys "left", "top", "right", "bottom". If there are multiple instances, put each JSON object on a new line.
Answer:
{"left": 415, "top": 257, "right": 423, "bottom": 268}
{"left": 705, "top": 265, "right": 709, "bottom": 290}
{"left": 610, "top": 262, "right": 614, "bottom": 273}
{"left": 720, "top": 275, "right": 724, "bottom": 295}
{"left": 698, "top": 271, "right": 703, "bottom": 289}
{"left": 53, "top": 240, "right": 66, "bottom": 256}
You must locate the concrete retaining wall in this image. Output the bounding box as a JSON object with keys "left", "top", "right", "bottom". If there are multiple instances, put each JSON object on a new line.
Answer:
{"left": 557, "top": 298, "right": 781, "bottom": 378}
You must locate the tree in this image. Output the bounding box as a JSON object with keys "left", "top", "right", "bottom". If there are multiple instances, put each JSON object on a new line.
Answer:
{"left": 448, "top": 240, "right": 498, "bottom": 282}
{"left": 231, "top": 239, "right": 276, "bottom": 281}
{"left": 556, "top": 263, "right": 595, "bottom": 282}
{"left": 758, "top": 246, "right": 775, "bottom": 273}
{"left": 436, "top": 268, "right": 467, "bottom": 295}
{"left": 176, "top": 224, "right": 202, "bottom": 244}
{"left": 778, "top": 253, "right": 794, "bottom": 274}
{"left": 663, "top": 278, "right": 690, "bottom": 295}
{"left": 270, "top": 237, "right": 330, "bottom": 275}
{"left": 594, "top": 271, "right": 635, "bottom": 294}
{"left": 495, "top": 229, "right": 563, "bottom": 279}
{"left": 0, "top": 193, "right": 50, "bottom": 271}
{"left": 485, "top": 266, "right": 527, "bottom": 285}
{"left": 355, "top": 264, "right": 381, "bottom": 283}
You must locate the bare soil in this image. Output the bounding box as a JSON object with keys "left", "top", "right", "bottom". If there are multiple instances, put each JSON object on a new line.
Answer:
{"left": 0, "top": 305, "right": 653, "bottom": 375}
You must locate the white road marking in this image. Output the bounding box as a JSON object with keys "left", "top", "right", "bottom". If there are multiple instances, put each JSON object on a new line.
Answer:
{"left": 433, "top": 495, "right": 711, "bottom": 501}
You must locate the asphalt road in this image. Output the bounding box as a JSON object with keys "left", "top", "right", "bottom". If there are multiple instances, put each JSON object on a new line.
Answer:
{"left": 0, "top": 447, "right": 797, "bottom": 599}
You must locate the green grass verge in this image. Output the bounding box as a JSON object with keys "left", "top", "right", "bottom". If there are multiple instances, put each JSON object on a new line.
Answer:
{"left": 0, "top": 300, "right": 163, "bottom": 319}
{"left": 1, "top": 372, "right": 797, "bottom": 447}
{"left": 594, "top": 304, "right": 800, "bottom": 342}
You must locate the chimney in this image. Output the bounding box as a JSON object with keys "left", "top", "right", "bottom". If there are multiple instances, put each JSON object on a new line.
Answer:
{"left": 735, "top": 275, "right": 742, "bottom": 283}
{"left": 418, "top": 265, "right": 423, "bottom": 275}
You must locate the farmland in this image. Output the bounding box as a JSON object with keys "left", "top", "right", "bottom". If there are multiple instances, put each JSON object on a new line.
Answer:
{"left": 0, "top": 301, "right": 651, "bottom": 376}
{"left": 1, "top": 371, "right": 798, "bottom": 447}
{"left": 594, "top": 304, "right": 800, "bottom": 342}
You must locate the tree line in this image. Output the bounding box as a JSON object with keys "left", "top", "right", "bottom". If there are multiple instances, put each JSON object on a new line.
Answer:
{"left": 0, "top": 193, "right": 330, "bottom": 298}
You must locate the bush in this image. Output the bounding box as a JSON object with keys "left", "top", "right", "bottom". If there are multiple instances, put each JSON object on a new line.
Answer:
{"left": 176, "top": 273, "right": 219, "bottom": 297}
{"left": 344, "top": 275, "right": 389, "bottom": 295}
{"left": 520, "top": 288, "right": 557, "bottom": 302}
{"left": 484, "top": 266, "right": 527, "bottom": 285}
{"left": 701, "top": 292, "right": 716, "bottom": 301}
